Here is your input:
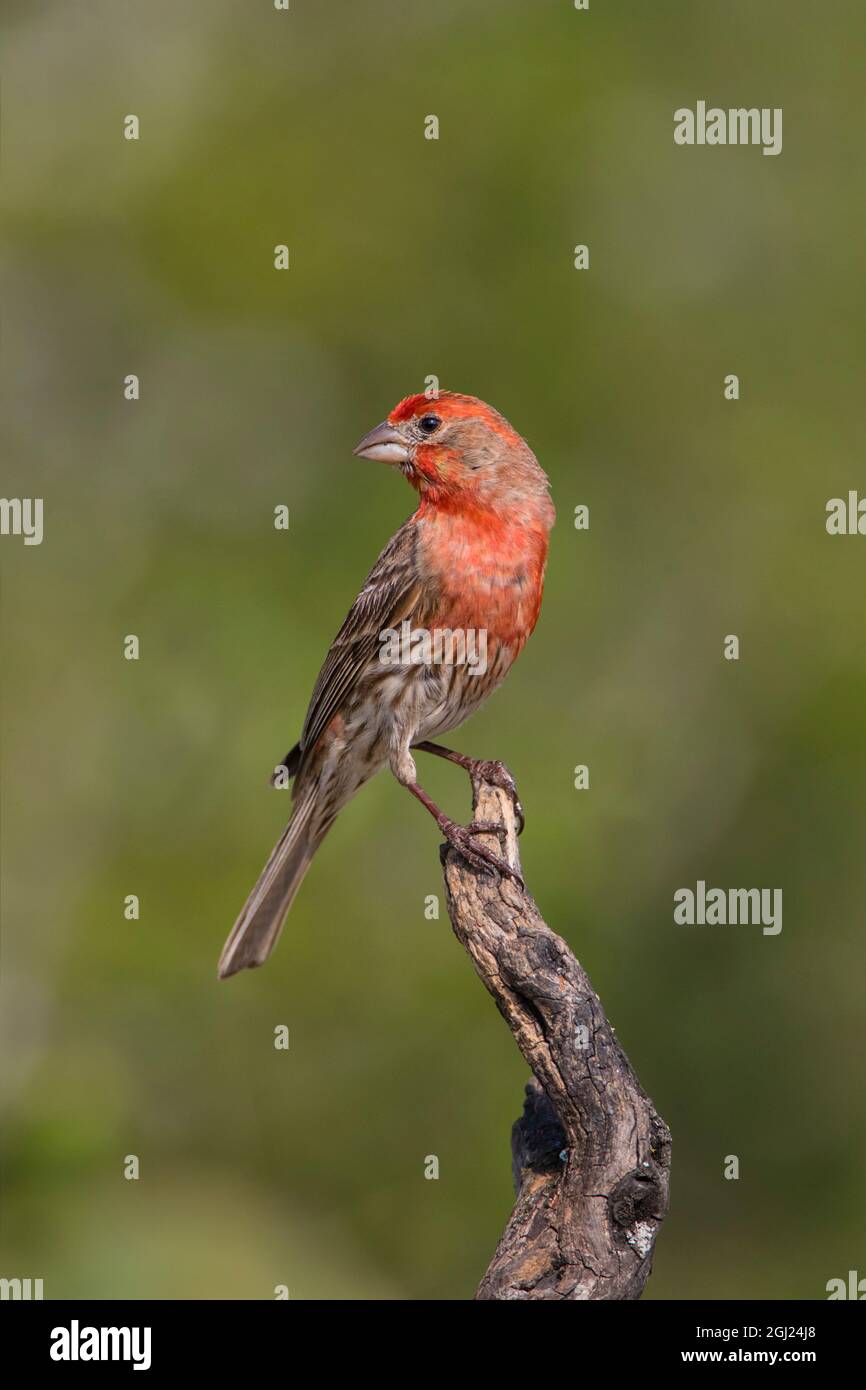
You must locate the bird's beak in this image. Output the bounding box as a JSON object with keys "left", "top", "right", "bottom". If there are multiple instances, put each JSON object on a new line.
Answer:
{"left": 353, "top": 421, "right": 410, "bottom": 466}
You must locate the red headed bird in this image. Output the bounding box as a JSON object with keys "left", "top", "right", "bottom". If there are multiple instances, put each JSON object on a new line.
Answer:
{"left": 218, "top": 391, "right": 555, "bottom": 978}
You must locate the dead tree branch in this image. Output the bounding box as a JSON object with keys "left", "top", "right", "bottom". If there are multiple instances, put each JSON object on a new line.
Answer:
{"left": 440, "top": 776, "right": 672, "bottom": 1300}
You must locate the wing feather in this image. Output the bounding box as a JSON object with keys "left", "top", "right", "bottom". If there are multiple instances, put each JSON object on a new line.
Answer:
{"left": 296, "top": 517, "right": 423, "bottom": 769}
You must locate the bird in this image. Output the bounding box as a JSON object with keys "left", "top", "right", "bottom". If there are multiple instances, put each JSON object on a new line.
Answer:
{"left": 218, "top": 390, "right": 555, "bottom": 979}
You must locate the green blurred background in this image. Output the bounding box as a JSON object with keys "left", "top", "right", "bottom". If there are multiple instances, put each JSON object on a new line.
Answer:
{"left": 2, "top": 0, "right": 864, "bottom": 1300}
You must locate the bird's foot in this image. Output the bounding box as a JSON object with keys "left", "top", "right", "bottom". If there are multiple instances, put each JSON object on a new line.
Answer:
{"left": 438, "top": 816, "right": 524, "bottom": 887}
{"left": 464, "top": 759, "right": 525, "bottom": 836}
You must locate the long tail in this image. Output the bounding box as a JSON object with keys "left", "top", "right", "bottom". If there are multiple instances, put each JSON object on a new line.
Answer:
{"left": 218, "top": 794, "right": 322, "bottom": 979}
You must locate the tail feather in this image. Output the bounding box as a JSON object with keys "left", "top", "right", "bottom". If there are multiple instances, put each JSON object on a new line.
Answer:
{"left": 218, "top": 796, "right": 320, "bottom": 978}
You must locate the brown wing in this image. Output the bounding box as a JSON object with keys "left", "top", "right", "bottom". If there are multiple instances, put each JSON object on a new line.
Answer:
{"left": 295, "top": 517, "right": 423, "bottom": 772}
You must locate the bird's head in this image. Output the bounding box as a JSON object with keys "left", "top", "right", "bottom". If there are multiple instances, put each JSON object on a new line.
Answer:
{"left": 353, "top": 391, "right": 554, "bottom": 523}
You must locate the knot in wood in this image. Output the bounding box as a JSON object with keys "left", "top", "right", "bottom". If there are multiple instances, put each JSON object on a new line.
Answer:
{"left": 609, "top": 1168, "right": 665, "bottom": 1228}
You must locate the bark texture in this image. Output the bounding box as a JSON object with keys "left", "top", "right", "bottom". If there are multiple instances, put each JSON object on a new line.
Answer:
{"left": 440, "top": 776, "right": 671, "bottom": 1301}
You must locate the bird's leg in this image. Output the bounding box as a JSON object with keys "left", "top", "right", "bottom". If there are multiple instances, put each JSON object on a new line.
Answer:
{"left": 413, "top": 741, "right": 525, "bottom": 835}
{"left": 404, "top": 780, "right": 523, "bottom": 887}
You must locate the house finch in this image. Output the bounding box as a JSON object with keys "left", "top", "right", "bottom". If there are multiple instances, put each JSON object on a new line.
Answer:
{"left": 218, "top": 391, "right": 555, "bottom": 978}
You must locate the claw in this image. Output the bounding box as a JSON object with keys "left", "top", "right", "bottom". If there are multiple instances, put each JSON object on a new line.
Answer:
{"left": 467, "top": 759, "right": 525, "bottom": 836}
{"left": 438, "top": 816, "right": 524, "bottom": 887}
{"left": 465, "top": 820, "right": 504, "bottom": 835}
{"left": 413, "top": 743, "right": 527, "bottom": 835}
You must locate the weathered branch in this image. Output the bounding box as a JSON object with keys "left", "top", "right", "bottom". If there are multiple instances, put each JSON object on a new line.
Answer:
{"left": 440, "top": 777, "right": 671, "bottom": 1300}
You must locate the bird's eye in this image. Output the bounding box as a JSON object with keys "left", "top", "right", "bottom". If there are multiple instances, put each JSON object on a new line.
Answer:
{"left": 418, "top": 414, "right": 441, "bottom": 435}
